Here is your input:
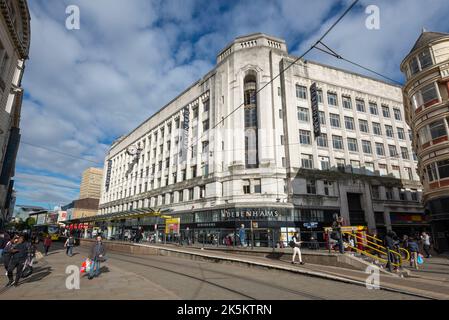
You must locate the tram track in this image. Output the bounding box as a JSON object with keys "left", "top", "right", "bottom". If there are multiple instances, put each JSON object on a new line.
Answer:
{"left": 99, "top": 249, "right": 327, "bottom": 300}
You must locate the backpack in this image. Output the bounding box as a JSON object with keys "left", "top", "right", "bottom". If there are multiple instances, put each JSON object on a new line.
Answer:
{"left": 68, "top": 238, "right": 74, "bottom": 246}
{"left": 289, "top": 240, "right": 296, "bottom": 248}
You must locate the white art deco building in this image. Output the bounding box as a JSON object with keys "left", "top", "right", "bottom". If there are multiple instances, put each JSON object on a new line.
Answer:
{"left": 98, "top": 34, "right": 425, "bottom": 244}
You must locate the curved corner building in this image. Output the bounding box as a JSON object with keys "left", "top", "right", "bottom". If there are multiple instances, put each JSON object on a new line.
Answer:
{"left": 401, "top": 31, "right": 449, "bottom": 252}
{"left": 97, "top": 33, "right": 425, "bottom": 244}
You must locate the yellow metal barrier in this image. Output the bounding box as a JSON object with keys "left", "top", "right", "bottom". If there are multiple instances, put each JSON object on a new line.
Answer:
{"left": 341, "top": 231, "right": 407, "bottom": 268}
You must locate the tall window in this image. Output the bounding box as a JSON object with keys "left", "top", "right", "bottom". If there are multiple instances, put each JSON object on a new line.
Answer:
{"left": 356, "top": 99, "right": 366, "bottom": 112}
{"left": 319, "top": 111, "right": 326, "bottom": 125}
{"left": 244, "top": 73, "right": 259, "bottom": 169}
{"left": 328, "top": 92, "right": 338, "bottom": 106}
{"left": 373, "top": 122, "right": 382, "bottom": 135}
{"left": 418, "top": 48, "right": 433, "bottom": 70}
{"left": 350, "top": 160, "right": 361, "bottom": 174}
{"left": 382, "top": 105, "right": 390, "bottom": 118}
{"left": 369, "top": 103, "right": 378, "bottom": 115}
{"left": 348, "top": 138, "right": 358, "bottom": 152}
{"left": 388, "top": 145, "right": 398, "bottom": 158}
{"left": 317, "top": 133, "right": 328, "bottom": 148}
{"left": 412, "top": 83, "right": 439, "bottom": 109}
{"left": 397, "top": 127, "right": 405, "bottom": 140}
{"left": 405, "top": 167, "right": 413, "bottom": 181}
{"left": 362, "top": 140, "right": 372, "bottom": 154}
{"left": 385, "top": 125, "right": 394, "bottom": 138}
{"left": 320, "top": 156, "right": 330, "bottom": 170}
{"left": 330, "top": 113, "right": 341, "bottom": 128}
{"left": 359, "top": 120, "right": 369, "bottom": 133}
{"left": 301, "top": 154, "right": 314, "bottom": 169}
{"left": 306, "top": 180, "right": 317, "bottom": 194}
{"left": 299, "top": 130, "right": 311, "bottom": 145}
{"left": 336, "top": 158, "right": 346, "bottom": 172}
{"left": 333, "top": 135, "right": 344, "bottom": 150}
{"left": 376, "top": 143, "right": 385, "bottom": 156}
{"left": 429, "top": 120, "right": 447, "bottom": 140}
{"left": 296, "top": 85, "right": 307, "bottom": 99}
{"left": 393, "top": 108, "right": 402, "bottom": 121}
{"left": 401, "top": 147, "right": 409, "bottom": 159}
{"left": 297, "top": 107, "right": 309, "bottom": 122}
{"left": 317, "top": 90, "right": 324, "bottom": 103}
{"left": 342, "top": 96, "right": 352, "bottom": 109}
{"left": 345, "top": 116, "right": 355, "bottom": 130}
{"left": 254, "top": 179, "right": 262, "bottom": 193}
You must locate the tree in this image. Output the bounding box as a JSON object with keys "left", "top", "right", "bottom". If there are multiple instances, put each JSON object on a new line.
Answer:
{"left": 26, "top": 217, "right": 36, "bottom": 228}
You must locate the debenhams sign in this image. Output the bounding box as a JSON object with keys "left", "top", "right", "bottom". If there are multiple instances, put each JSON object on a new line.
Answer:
{"left": 221, "top": 209, "right": 280, "bottom": 220}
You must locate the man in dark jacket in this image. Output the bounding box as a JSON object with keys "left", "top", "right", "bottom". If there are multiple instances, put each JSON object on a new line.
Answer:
{"left": 5, "top": 235, "right": 28, "bottom": 287}
{"left": 88, "top": 236, "right": 106, "bottom": 280}
{"left": 384, "top": 231, "right": 398, "bottom": 272}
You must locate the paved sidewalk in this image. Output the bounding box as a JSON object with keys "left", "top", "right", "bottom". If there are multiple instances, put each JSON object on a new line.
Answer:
{"left": 0, "top": 246, "right": 178, "bottom": 300}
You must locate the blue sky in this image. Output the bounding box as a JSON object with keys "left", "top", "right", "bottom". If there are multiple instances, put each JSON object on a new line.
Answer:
{"left": 15, "top": 0, "right": 449, "bottom": 209}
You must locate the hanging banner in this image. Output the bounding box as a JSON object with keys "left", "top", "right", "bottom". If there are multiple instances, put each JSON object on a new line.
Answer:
{"left": 181, "top": 106, "right": 190, "bottom": 163}
{"left": 105, "top": 160, "right": 112, "bottom": 192}
{"left": 310, "top": 83, "right": 321, "bottom": 138}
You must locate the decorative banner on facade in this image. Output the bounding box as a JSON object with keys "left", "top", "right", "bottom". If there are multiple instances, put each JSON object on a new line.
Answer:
{"left": 105, "top": 160, "right": 112, "bottom": 192}
{"left": 310, "top": 83, "right": 321, "bottom": 138}
{"left": 181, "top": 106, "right": 190, "bottom": 163}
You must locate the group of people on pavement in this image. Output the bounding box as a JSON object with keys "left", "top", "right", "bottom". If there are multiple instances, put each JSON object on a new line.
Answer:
{"left": 383, "top": 230, "right": 432, "bottom": 271}
{"left": 0, "top": 229, "right": 108, "bottom": 287}
{"left": 0, "top": 231, "right": 36, "bottom": 287}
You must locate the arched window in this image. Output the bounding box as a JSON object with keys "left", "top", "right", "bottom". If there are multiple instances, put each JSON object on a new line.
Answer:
{"left": 244, "top": 73, "right": 259, "bottom": 168}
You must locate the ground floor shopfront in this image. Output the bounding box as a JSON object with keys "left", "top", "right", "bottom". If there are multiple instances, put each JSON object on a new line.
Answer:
{"left": 68, "top": 205, "right": 431, "bottom": 249}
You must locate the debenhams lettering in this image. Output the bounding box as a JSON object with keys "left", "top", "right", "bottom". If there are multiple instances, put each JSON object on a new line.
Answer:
{"left": 221, "top": 209, "right": 280, "bottom": 220}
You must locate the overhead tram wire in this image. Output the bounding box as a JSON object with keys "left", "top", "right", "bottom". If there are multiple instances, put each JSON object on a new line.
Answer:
{"left": 185, "top": 0, "right": 361, "bottom": 154}
{"left": 313, "top": 41, "right": 403, "bottom": 86}
{"left": 21, "top": 141, "right": 103, "bottom": 165}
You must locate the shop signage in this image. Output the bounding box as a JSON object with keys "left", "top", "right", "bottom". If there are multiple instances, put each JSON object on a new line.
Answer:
{"left": 310, "top": 83, "right": 321, "bottom": 138}
{"left": 303, "top": 222, "right": 318, "bottom": 229}
{"left": 221, "top": 209, "right": 280, "bottom": 220}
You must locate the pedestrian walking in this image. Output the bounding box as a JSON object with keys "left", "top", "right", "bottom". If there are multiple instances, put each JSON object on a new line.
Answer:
{"left": 5, "top": 234, "right": 28, "bottom": 287}
{"left": 64, "top": 235, "right": 75, "bottom": 257}
{"left": 0, "top": 231, "right": 10, "bottom": 258}
{"left": 331, "top": 215, "right": 344, "bottom": 254}
{"left": 290, "top": 233, "right": 305, "bottom": 265}
{"left": 43, "top": 235, "right": 52, "bottom": 256}
{"left": 88, "top": 235, "right": 106, "bottom": 280}
{"left": 239, "top": 224, "right": 246, "bottom": 247}
{"left": 421, "top": 232, "right": 432, "bottom": 258}
{"left": 384, "top": 231, "right": 398, "bottom": 272}
{"left": 408, "top": 237, "right": 420, "bottom": 270}
{"left": 3, "top": 235, "right": 18, "bottom": 276}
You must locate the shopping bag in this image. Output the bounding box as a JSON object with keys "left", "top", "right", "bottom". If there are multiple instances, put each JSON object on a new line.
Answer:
{"left": 417, "top": 254, "right": 424, "bottom": 265}
{"left": 35, "top": 251, "right": 44, "bottom": 261}
{"left": 80, "top": 259, "right": 92, "bottom": 273}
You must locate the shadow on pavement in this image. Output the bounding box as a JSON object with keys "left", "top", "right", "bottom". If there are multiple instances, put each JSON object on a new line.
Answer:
{"left": 20, "top": 266, "right": 52, "bottom": 285}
